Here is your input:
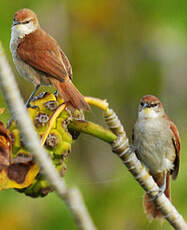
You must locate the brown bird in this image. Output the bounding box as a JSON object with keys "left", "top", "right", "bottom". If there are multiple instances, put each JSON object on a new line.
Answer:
{"left": 133, "top": 95, "right": 180, "bottom": 218}
{"left": 10, "top": 8, "right": 90, "bottom": 111}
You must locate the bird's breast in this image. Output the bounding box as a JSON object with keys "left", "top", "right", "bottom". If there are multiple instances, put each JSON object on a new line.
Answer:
{"left": 134, "top": 118, "right": 175, "bottom": 174}
{"left": 10, "top": 42, "right": 50, "bottom": 86}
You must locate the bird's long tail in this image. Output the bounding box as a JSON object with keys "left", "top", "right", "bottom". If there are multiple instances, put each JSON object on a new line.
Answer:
{"left": 50, "top": 78, "right": 90, "bottom": 111}
{"left": 143, "top": 171, "right": 170, "bottom": 218}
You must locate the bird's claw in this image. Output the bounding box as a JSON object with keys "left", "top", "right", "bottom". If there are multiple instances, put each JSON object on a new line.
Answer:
{"left": 26, "top": 104, "right": 39, "bottom": 109}
{"left": 150, "top": 176, "right": 166, "bottom": 201}
{"left": 151, "top": 189, "right": 164, "bottom": 201}
{"left": 130, "top": 145, "right": 137, "bottom": 153}
{"left": 53, "top": 90, "right": 58, "bottom": 97}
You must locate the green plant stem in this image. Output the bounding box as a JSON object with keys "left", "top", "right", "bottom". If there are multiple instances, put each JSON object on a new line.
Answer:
{"left": 68, "top": 119, "right": 117, "bottom": 143}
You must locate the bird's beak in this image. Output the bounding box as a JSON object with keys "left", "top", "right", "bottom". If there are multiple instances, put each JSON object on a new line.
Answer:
{"left": 142, "top": 103, "right": 150, "bottom": 115}
{"left": 142, "top": 103, "right": 148, "bottom": 109}
{"left": 12, "top": 20, "right": 20, "bottom": 27}
{"left": 144, "top": 107, "right": 150, "bottom": 115}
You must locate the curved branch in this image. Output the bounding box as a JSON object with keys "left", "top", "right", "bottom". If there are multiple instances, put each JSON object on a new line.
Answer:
{"left": 68, "top": 119, "right": 117, "bottom": 143}
{"left": 104, "top": 108, "right": 187, "bottom": 230}
{"left": 0, "top": 42, "right": 96, "bottom": 230}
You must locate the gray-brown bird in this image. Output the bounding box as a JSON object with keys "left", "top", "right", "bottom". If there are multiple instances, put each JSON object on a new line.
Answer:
{"left": 133, "top": 95, "right": 180, "bottom": 218}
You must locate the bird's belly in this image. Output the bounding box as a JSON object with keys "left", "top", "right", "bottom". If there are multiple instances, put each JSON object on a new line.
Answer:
{"left": 13, "top": 55, "right": 51, "bottom": 86}
{"left": 134, "top": 121, "right": 175, "bottom": 174}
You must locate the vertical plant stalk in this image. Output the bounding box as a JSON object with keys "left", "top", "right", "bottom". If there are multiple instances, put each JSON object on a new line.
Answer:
{"left": 0, "top": 43, "right": 97, "bottom": 230}
{"left": 104, "top": 108, "right": 187, "bottom": 230}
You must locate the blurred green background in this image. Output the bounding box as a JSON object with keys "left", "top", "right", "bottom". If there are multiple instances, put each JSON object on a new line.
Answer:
{"left": 0, "top": 0, "right": 187, "bottom": 229}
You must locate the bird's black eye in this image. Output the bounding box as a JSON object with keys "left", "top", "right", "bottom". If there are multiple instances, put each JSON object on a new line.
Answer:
{"left": 151, "top": 103, "right": 158, "bottom": 107}
{"left": 140, "top": 102, "right": 144, "bottom": 106}
{"left": 22, "top": 20, "right": 30, "bottom": 24}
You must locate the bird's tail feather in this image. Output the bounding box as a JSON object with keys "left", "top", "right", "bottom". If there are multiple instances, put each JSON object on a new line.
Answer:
{"left": 50, "top": 78, "right": 90, "bottom": 111}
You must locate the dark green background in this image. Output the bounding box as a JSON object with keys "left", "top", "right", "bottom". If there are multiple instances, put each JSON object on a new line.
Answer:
{"left": 0, "top": 0, "right": 187, "bottom": 229}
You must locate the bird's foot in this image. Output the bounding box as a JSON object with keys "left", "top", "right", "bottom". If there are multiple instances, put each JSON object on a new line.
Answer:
{"left": 26, "top": 103, "right": 39, "bottom": 109}
{"left": 151, "top": 184, "right": 166, "bottom": 201}
{"left": 151, "top": 172, "right": 167, "bottom": 201}
{"left": 53, "top": 90, "right": 58, "bottom": 97}
{"left": 129, "top": 145, "right": 137, "bottom": 153}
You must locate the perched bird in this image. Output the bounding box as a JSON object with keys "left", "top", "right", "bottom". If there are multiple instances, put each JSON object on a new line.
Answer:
{"left": 133, "top": 95, "right": 180, "bottom": 218}
{"left": 10, "top": 8, "right": 90, "bottom": 111}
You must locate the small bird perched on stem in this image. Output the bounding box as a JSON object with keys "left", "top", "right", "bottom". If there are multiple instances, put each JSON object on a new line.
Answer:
{"left": 10, "top": 8, "right": 90, "bottom": 111}
{"left": 133, "top": 95, "right": 180, "bottom": 218}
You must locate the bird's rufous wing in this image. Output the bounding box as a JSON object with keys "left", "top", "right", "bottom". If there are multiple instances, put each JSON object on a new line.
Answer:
{"left": 17, "top": 29, "right": 71, "bottom": 82}
{"left": 60, "top": 50, "right": 72, "bottom": 80}
{"left": 169, "top": 120, "right": 180, "bottom": 179}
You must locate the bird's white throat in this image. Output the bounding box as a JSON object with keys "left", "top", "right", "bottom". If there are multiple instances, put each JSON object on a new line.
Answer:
{"left": 138, "top": 108, "right": 159, "bottom": 119}
{"left": 11, "top": 22, "right": 37, "bottom": 40}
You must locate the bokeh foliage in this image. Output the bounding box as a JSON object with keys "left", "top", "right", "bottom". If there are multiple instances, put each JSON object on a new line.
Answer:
{"left": 0, "top": 0, "right": 187, "bottom": 229}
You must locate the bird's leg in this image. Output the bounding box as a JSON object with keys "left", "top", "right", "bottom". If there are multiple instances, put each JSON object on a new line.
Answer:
{"left": 151, "top": 171, "right": 167, "bottom": 200}
{"left": 25, "top": 84, "right": 40, "bottom": 108}
{"left": 158, "top": 170, "right": 167, "bottom": 195}
{"left": 53, "top": 90, "right": 58, "bottom": 97}
{"left": 130, "top": 145, "right": 137, "bottom": 153}
{"left": 8, "top": 84, "right": 40, "bottom": 125}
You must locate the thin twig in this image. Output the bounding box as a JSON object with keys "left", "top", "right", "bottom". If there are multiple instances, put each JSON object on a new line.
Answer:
{"left": 0, "top": 42, "right": 96, "bottom": 230}
{"left": 104, "top": 108, "right": 187, "bottom": 230}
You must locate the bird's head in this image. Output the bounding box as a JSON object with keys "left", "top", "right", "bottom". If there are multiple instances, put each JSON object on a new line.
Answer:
{"left": 138, "top": 95, "right": 164, "bottom": 119}
{"left": 12, "top": 8, "right": 39, "bottom": 38}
